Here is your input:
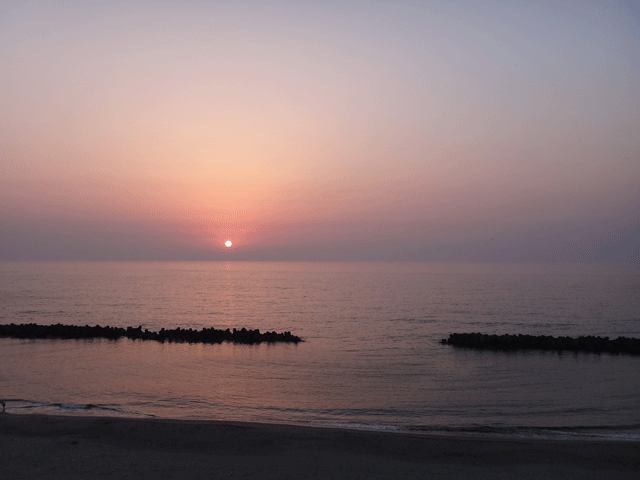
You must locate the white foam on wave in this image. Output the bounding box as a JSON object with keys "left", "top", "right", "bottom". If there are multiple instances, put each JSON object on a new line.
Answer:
{"left": 313, "top": 422, "right": 401, "bottom": 431}
{"left": 60, "top": 404, "right": 90, "bottom": 411}
{"left": 544, "top": 429, "right": 640, "bottom": 441}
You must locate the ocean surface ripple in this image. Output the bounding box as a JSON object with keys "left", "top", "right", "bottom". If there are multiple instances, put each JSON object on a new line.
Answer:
{"left": 1, "top": 261, "right": 638, "bottom": 441}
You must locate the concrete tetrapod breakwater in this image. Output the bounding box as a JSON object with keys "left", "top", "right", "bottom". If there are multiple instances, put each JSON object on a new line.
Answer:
{"left": 441, "top": 333, "right": 640, "bottom": 355}
{"left": 0, "top": 323, "right": 302, "bottom": 344}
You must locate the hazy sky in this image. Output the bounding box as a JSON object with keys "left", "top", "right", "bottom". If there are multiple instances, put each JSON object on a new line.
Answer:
{"left": 1, "top": 1, "right": 639, "bottom": 262}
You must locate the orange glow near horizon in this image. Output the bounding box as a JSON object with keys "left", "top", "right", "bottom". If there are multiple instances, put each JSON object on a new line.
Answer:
{"left": 0, "top": 2, "right": 638, "bottom": 262}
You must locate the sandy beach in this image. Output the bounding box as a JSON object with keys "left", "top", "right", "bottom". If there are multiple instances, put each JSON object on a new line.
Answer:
{"left": 1, "top": 413, "right": 638, "bottom": 479}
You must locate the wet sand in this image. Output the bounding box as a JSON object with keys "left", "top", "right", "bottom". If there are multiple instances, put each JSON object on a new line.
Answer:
{"left": 1, "top": 413, "right": 638, "bottom": 479}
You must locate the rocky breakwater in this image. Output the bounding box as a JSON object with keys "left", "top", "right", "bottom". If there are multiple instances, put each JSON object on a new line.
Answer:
{"left": 441, "top": 332, "right": 640, "bottom": 355}
{"left": 0, "top": 323, "right": 302, "bottom": 345}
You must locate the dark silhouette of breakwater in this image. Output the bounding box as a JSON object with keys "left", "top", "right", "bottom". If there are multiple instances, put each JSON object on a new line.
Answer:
{"left": 441, "top": 333, "right": 640, "bottom": 355}
{"left": 0, "top": 323, "right": 301, "bottom": 344}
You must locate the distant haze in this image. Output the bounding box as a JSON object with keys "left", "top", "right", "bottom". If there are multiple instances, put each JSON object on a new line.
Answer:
{"left": 1, "top": 1, "right": 638, "bottom": 264}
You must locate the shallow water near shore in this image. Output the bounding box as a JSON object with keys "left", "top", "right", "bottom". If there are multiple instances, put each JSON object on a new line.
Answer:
{"left": 1, "top": 261, "right": 639, "bottom": 441}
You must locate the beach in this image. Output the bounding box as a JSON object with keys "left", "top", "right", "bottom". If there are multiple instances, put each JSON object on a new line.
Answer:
{"left": 1, "top": 413, "right": 638, "bottom": 479}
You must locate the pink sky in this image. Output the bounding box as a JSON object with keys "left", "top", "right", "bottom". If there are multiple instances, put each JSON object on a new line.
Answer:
{"left": 1, "top": 1, "right": 638, "bottom": 262}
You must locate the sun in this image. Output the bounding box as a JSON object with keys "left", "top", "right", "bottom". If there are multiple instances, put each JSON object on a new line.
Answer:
{"left": 225, "top": 240, "right": 232, "bottom": 248}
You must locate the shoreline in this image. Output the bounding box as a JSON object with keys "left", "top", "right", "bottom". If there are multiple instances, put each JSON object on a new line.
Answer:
{"left": 4, "top": 401, "right": 640, "bottom": 443}
{"left": 4, "top": 408, "right": 640, "bottom": 443}
{"left": 2, "top": 413, "right": 639, "bottom": 479}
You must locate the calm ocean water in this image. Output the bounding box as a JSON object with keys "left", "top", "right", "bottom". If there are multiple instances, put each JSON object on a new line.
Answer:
{"left": 1, "top": 261, "right": 639, "bottom": 441}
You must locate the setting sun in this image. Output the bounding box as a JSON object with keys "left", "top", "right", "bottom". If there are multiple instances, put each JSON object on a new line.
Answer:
{"left": 225, "top": 241, "right": 232, "bottom": 248}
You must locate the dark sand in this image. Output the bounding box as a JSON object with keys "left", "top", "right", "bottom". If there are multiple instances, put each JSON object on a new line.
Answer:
{"left": 1, "top": 413, "right": 639, "bottom": 479}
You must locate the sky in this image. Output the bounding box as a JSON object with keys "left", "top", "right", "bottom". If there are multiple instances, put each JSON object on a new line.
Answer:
{"left": 1, "top": 0, "right": 639, "bottom": 263}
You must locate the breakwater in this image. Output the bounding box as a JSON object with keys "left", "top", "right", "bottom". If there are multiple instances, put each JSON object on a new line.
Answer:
{"left": 0, "top": 323, "right": 302, "bottom": 344}
{"left": 442, "top": 333, "right": 640, "bottom": 355}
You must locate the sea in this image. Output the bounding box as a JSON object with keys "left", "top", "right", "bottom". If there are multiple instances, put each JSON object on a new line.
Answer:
{"left": 1, "top": 261, "right": 639, "bottom": 442}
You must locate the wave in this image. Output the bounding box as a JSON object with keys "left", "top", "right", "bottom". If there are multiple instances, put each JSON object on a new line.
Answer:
{"left": 290, "top": 420, "right": 640, "bottom": 441}
{"left": 403, "top": 424, "right": 640, "bottom": 441}
{"left": 1, "top": 399, "right": 152, "bottom": 418}
{"left": 3, "top": 399, "right": 639, "bottom": 442}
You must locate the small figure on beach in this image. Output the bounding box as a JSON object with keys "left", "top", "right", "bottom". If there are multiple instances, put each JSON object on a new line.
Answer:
{"left": 1, "top": 400, "right": 5, "bottom": 413}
